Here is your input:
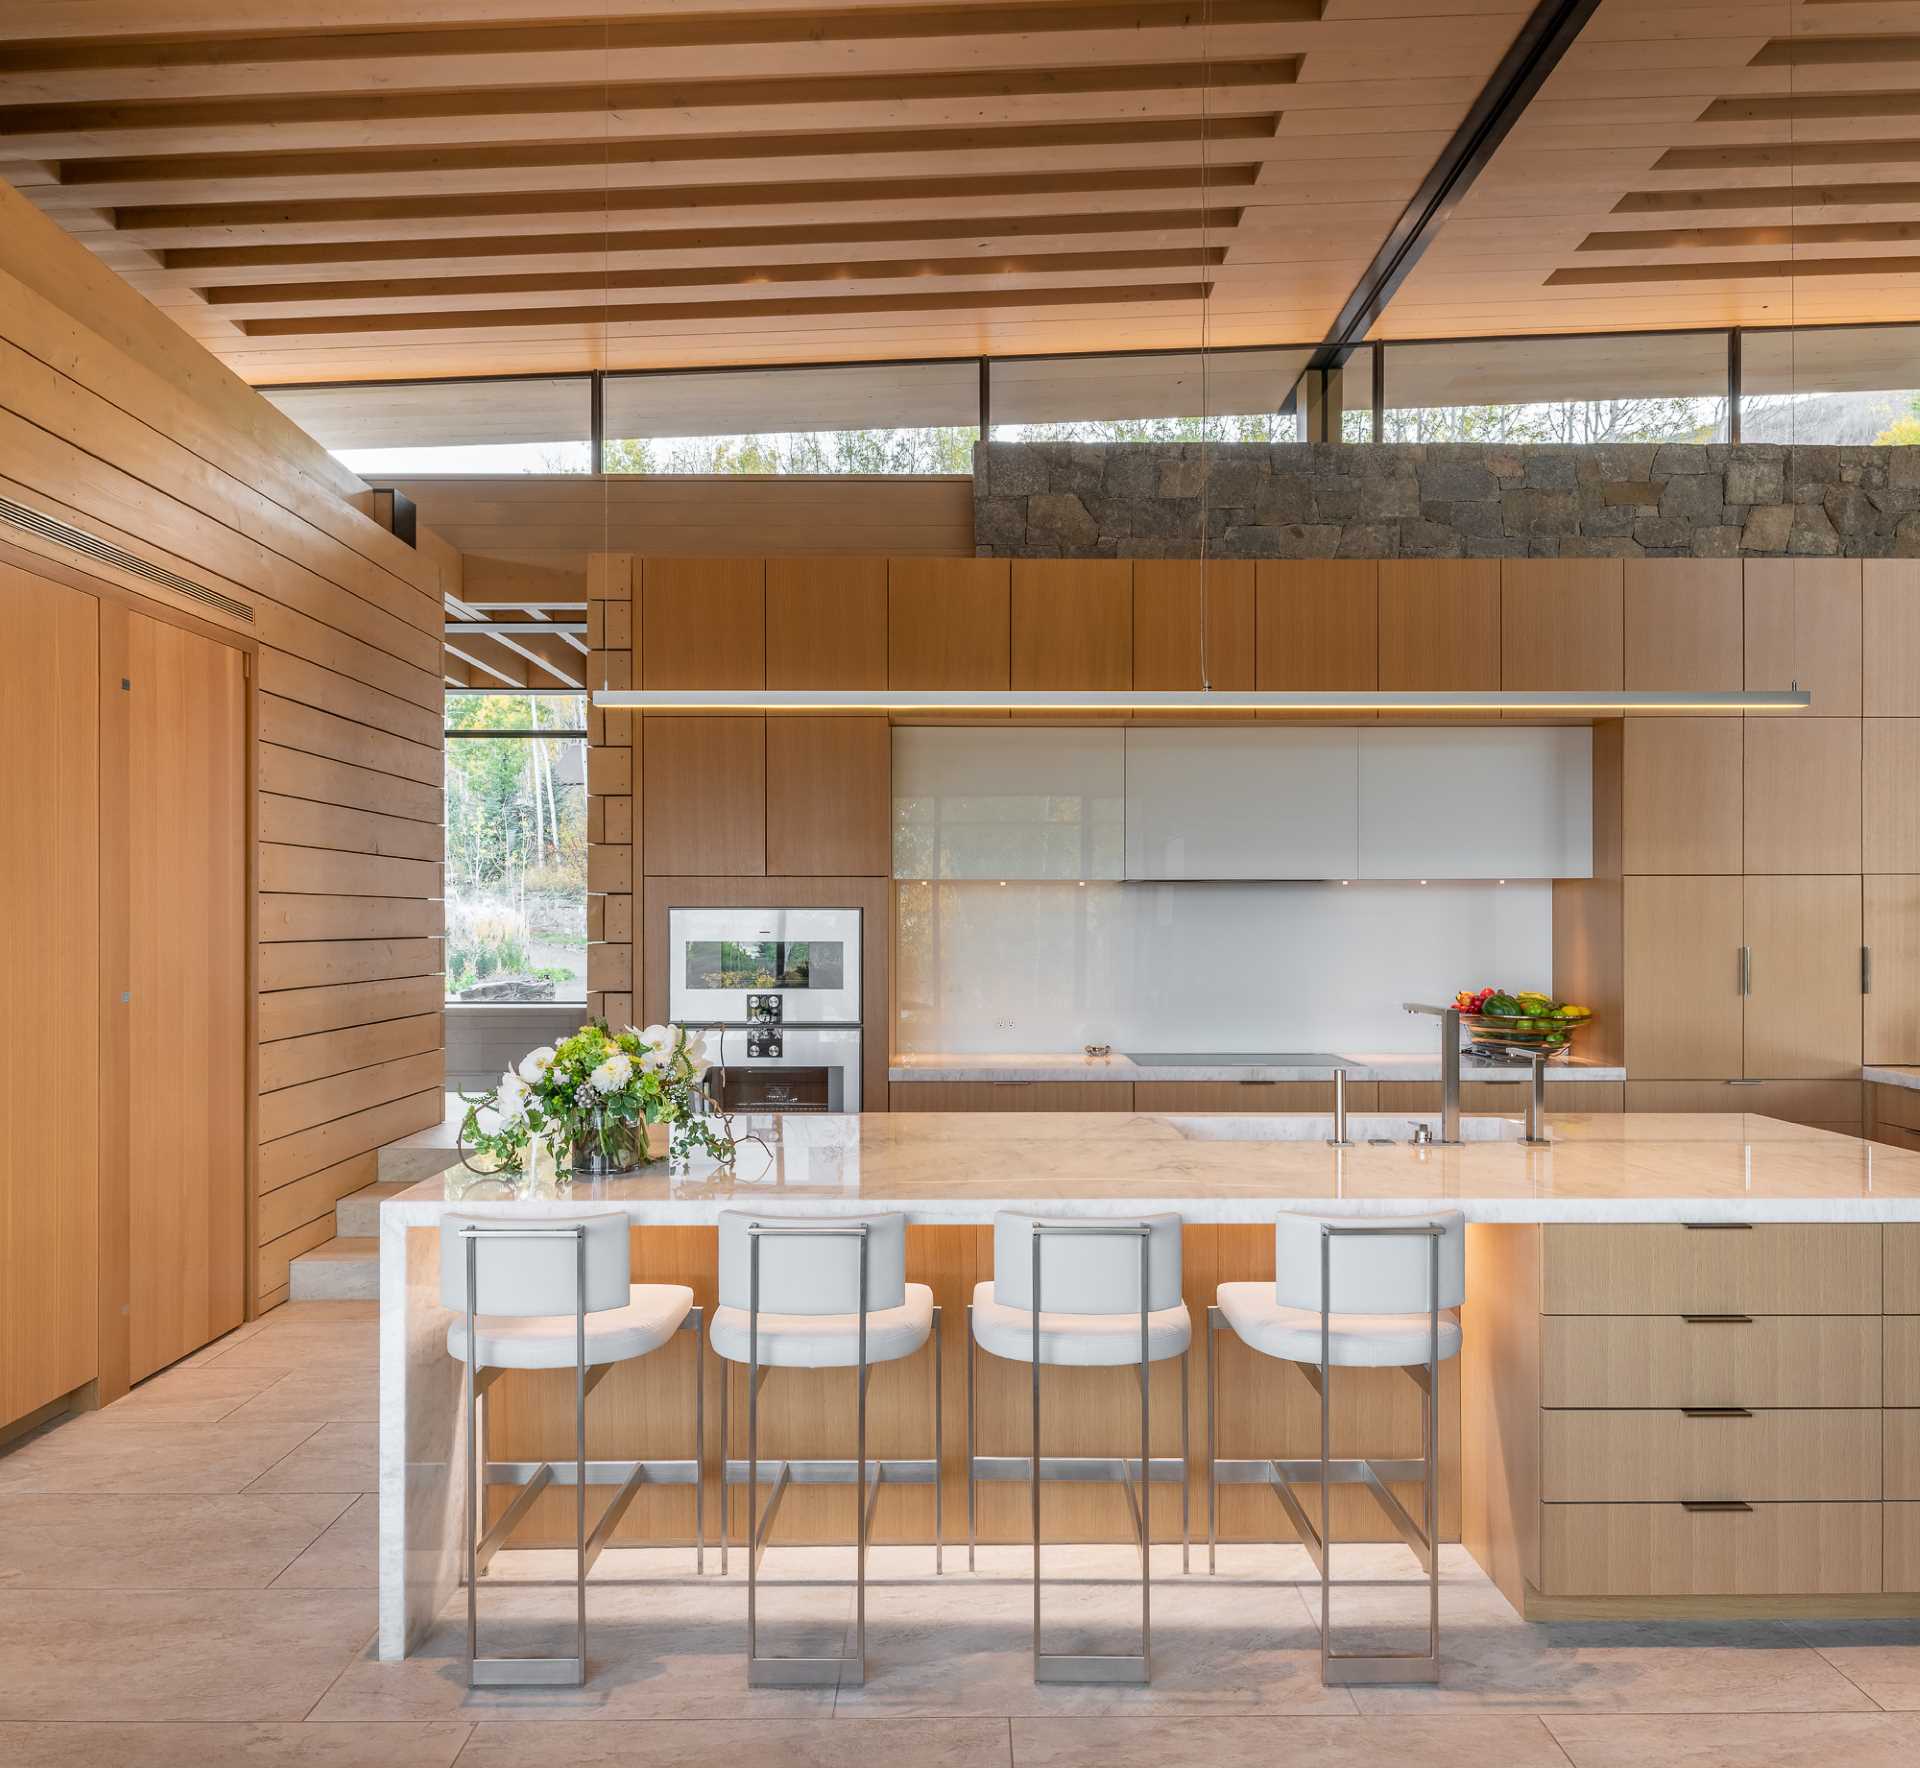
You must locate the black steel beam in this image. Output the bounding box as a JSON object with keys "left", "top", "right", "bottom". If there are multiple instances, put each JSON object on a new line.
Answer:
{"left": 1303, "top": 0, "right": 1606, "bottom": 375}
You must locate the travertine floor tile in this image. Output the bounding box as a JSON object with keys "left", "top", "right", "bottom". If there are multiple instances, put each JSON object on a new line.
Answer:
{"left": 108, "top": 1363, "right": 289, "bottom": 1422}
{"left": 1547, "top": 1710, "right": 1920, "bottom": 1766}
{"left": 0, "top": 1720, "right": 471, "bottom": 1766}
{"left": 222, "top": 1372, "right": 380, "bottom": 1426}
{"left": 0, "top": 1493, "right": 350, "bottom": 1589}
{"left": 460, "top": 1717, "right": 1012, "bottom": 1767}
{"left": 272, "top": 1494, "right": 379, "bottom": 1589}
{"left": 1012, "top": 1714, "right": 1572, "bottom": 1768}
{"left": 1787, "top": 1620, "right": 1920, "bottom": 1711}
{"left": 0, "top": 1416, "right": 323, "bottom": 1496}
{"left": 244, "top": 1422, "right": 379, "bottom": 1495}
{"left": 0, "top": 1589, "right": 376, "bottom": 1720}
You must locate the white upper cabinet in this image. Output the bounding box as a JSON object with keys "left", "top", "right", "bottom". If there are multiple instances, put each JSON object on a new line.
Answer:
{"left": 893, "top": 726, "right": 1124, "bottom": 880}
{"left": 1356, "top": 727, "right": 1592, "bottom": 880}
{"left": 1123, "top": 729, "right": 1359, "bottom": 880}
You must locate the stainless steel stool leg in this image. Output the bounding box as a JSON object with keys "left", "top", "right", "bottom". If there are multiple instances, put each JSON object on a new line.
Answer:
{"left": 718, "top": 1353, "right": 730, "bottom": 1578}
{"left": 932, "top": 1303, "right": 945, "bottom": 1575}
{"left": 965, "top": 1302, "right": 977, "bottom": 1573}
{"left": 1180, "top": 1346, "right": 1191, "bottom": 1576}
{"left": 1206, "top": 1304, "right": 1218, "bottom": 1575}
{"left": 694, "top": 1304, "right": 706, "bottom": 1576}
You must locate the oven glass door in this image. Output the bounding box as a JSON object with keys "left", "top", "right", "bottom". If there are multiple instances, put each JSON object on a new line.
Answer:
{"left": 667, "top": 907, "right": 862, "bottom": 1025}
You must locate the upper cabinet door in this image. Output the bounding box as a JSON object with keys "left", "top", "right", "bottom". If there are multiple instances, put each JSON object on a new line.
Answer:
{"left": 1256, "top": 561, "right": 1379, "bottom": 690}
{"left": 1133, "top": 561, "right": 1255, "bottom": 694}
{"left": 1745, "top": 560, "right": 1861, "bottom": 715}
{"left": 1501, "top": 560, "right": 1624, "bottom": 691}
{"left": 1123, "top": 728, "right": 1359, "bottom": 880}
{"left": 889, "top": 558, "right": 1010, "bottom": 698}
{"left": 641, "top": 557, "right": 765, "bottom": 688}
{"left": 1378, "top": 561, "right": 1500, "bottom": 690}
{"left": 1011, "top": 560, "right": 1131, "bottom": 693}
{"left": 1357, "top": 727, "right": 1593, "bottom": 880}
{"left": 1744, "top": 874, "right": 1862, "bottom": 1080}
{"left": 893, "top": 725, "right": 1123, "bottom": 880}
{"left": 1863, "top": 561, "right": 1920, "bottom": 716}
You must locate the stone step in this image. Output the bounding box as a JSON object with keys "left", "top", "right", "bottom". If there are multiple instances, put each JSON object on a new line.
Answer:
{"left": 288, "top": 1237, "right": 378, "bottom": 1302}
{"left": 336, "top": 1180, "right": 413, "bottom": 1237}
{"left": 378, "top": 1093, "right": 463, "bottom": 1182}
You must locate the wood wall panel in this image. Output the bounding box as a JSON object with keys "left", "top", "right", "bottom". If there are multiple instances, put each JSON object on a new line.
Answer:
{"left": 889, "top": 557, "right": 1010, "bottom": 693}
{"left": 767, "top": 716, "right": 890, "bottom": 877}
{"left": 1624, "top": 560, "right": 1743, "bottom": 694}
{"left": 641, "top": 717, "right": 767, "bottom": 877}
{"left": 1501, "top": 559, "right": 1623, "bottom": 691}
{"left": 1133, "top": 560, "right": 1254, "bottom": 692}
{"left": 1864, "top": 562, "right": 1920, "bottom": 718}
{"left": 0, "top": 565, "right": 100, "bottom": 1427}
{"left": 1255, "top": 560, "right": 1379, "bottom": 692}
{"left": 1377, "top": 561, "right": 1500, "bottom": 691}
{"left": 1011, "top": 559, "right": 1131, "bottom": 692}
{"left": 0, "top": 188, "right": 446, "bottom": 1351}
{"left": 1745, "top": 560, "right": 1862, "bottom": 717}
{"left": 641, "top": 556, "right": 765, "bottom": 690}
{"left": 766, "top": 556, "right": 888, "bottom": 690}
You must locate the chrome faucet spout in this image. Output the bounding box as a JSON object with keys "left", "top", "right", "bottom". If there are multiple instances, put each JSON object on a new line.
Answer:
{"left": 1398, "top": 1002, "right": 1462, "bottom": 1145}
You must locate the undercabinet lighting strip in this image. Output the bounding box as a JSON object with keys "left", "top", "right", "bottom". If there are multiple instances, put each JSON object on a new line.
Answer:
{"left": 593, "top": 688, "right": 1812, "bottom": 714}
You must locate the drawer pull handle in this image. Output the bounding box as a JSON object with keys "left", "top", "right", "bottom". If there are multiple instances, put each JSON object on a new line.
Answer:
{"left": 1681, "top": 1314, "right": 1753, "bottom": 1324}
{"left": 1681, "top": 1221, "right": 1752, "bottom": 1230}
{"left": 1682, "top": 1407, "right": 1753, "bottom": 1419}
{"left": 1682, "top": 1500, "right": 1753, "bottom": 1514}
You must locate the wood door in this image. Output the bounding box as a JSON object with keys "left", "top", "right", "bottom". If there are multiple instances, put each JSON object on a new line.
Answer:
{"left": 1624, "top": 559, "right": 1743, "bottom": 694}
{"left": 766, "top": 556, "right": 886, "bottom": 690}
{"left": 1865, "top": 719, "right": 1920, "bottom": 873}
{"left": 639, "top": 716, "right": 766, "bottom": 876}
{"left": 1744, "top": 717, "right": 1862, "bottom": 874}
{"left": 1623, "top": 876, "right": 1744, "bottom": 1079}
{"left": 126, "top": 611, "right": 247, "bottom": 1382}
{"left": 1, "top": 565, "right": 99, "bottom": 1428}
{"left": 1744, "top": 874, "right": 1862, "bottom": 1080}
{"left": 1132, "top": 560, "right": 1254, "bottom": 692}
{"left": 888, "top": 558, "right": 1009, "bottom": 697}
{"left": 1745, "top": 559, "right": 1862, "bottom": 716}
{"left": 1501, "top": 559, "right": 1624, "bottom": 690}
{"left": 641, "top": 558, "right": 765, "bottom": 689}
{"left": 1010, "top": 560, "right": 1130, "bottom": 692}
{"left": 1863, "top": 561, "right": 1920, "bottom": 716}
{"left": 1255, "top": 560, "right": 1379, "bottom": 690}
{"left": 1622, "top": 717, "right": 1742, "bottom": 873}
{"left": 1866, "top": 876, "right": 1920, "bottom": 1065}
{"left": 1377, "top": 561, "right": 1500, "bottom": 691}
{"left": 766, "top": 716, "right": 889, "bottom": 876}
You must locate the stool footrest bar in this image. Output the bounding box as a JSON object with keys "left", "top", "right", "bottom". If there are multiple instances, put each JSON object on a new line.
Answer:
{"left": 1036, "top": 1653, "right": 1150, "bottom": 1685}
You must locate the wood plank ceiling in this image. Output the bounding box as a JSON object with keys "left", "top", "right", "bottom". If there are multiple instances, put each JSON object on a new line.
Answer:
{"left": 0, "top": 0, "right": 1534, "bottom": 384}
{"left": 1384, "top": 0, "right": 1920, "bottom": 342}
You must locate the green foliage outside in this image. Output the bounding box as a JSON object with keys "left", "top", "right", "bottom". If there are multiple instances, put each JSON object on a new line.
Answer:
{"left": 445, "top": 692, "right": 588, "bottom": 1002}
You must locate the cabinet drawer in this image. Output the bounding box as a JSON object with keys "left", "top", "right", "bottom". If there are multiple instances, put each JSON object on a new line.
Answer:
{"left": 886, "top": 1081, "right": 1134, "bottom": 1112}
{"left": 1542, "top": 1409, "right": 1882, "bottom": 1502}
{"left": 1542, "top": 1224, "right": 1883, "bottom": 1315}
{"left": 1133, "top": 1080, "right": 1373, "bottom": 1113}
{"left": 1891, "top": 1410, "right": 1920, "bottom": 1500}
{"left": 1870, "top": 1084, "right": 1920, "bottom": 1134}
{"left": 1541, "top": 1315, "right": 1881, "bottom": 1409}
{"left": 1892, "top": 1225, "right": 1920, "bottom": 1314}
{"left": 1890, "top": 1317, "right": 1920, "bottom": 1407}
{"left": 1891, "top": 1503, "right": 1920, "bottom": 1594}
{"left": 1540, "top": 1502, "right": 1882, "bottom": 1597}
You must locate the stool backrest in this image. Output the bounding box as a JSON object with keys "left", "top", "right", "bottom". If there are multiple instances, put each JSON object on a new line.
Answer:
{"left": 992, "top": 1211, "right": 1183, "bottom": 1315}
{"left": 1273, "top": 1210, "right": 1466, "bottom": 1316}
{"left": 438, "top": 1211, "right": 632, "bottom": 1318}
{"left": 717, "top": 1209, "right": 907, "bottom": 1315}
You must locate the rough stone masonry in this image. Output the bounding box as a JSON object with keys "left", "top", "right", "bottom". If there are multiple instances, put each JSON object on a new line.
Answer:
{"left": 971, "top": 442, "right": 1920, "bottom": 559}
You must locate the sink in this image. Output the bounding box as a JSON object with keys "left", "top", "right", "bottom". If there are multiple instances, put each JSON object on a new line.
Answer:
{"left": 1164, "top": 1113, "right": 1527, "bottom": 1144}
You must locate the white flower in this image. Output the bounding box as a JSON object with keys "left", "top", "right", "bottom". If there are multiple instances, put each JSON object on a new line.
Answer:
{"left": 683, "top": 1033, "right": 710, "bottom": 1067}
{"left": 516, "top": 1045, "right": 555, "bottom": 1083}
{"left": 474, "top": 1104, "right": 506, "bottom": 1138}
{"left": 639, "top": 1023, "right": 672, "bottom": 1054}
{"left": 589, "top": 1051, "right": 634, "bottom": 1093}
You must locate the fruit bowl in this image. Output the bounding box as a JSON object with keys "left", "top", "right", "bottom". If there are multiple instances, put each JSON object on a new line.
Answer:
{"left": 1459, "top": 1009, "right": 1594, "bottom": 1063}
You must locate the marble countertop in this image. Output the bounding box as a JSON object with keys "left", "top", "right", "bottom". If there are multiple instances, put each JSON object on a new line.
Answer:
{"left": 1867, "top": 1066, "right": 1920, "bottom": 1093}
{"left": 888, "top": 1051, "right": 1627, "bottom": 1083}
{"left": 384, "top": 1110, "right": 1920, "bottom": 1225}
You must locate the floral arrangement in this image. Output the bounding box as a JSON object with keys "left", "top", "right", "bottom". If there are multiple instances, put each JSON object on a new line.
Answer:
{"left": 460, "top": 1020, "right": 738, "bottom": 1175}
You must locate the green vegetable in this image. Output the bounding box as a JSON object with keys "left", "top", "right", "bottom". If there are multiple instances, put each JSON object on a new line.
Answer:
{"left": 1482, "top": 993, "right": 1523, "bottom": 1017}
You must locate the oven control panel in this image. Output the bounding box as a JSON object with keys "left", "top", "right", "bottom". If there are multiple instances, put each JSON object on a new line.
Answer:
{"left": 747, "top": 993, "right": 783, "bottom": 1024}
{"left": 746, "top": 1028, "right": 783, "bottom": 1059}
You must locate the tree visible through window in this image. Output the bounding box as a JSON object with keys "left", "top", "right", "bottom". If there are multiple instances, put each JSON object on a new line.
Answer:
{"left": 444, "top": 693, "right": 587, "bottom": 1004}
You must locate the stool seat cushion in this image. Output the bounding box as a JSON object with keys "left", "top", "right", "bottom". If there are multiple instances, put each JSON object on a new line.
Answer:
{"left": 710, "top": 1282, "right": 934, "bottom": 1369}
{"left": 970, "top": 1280, "right": 1191, "bottom": 1367}
{"left": 1216, "top": 1282, "right": 1461, "bottom": 1368}
{"left": 447, "top": 1282, "right": 693, "bottom": 1371}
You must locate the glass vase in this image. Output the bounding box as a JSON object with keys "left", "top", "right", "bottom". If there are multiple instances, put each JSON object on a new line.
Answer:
{"left": 567, "top": 1106, "right": 648, "bottom": 1177}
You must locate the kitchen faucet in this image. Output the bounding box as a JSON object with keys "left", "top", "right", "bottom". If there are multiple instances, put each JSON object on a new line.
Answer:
{"left": 1402, "top": 1001, "right": 1462, "bottom": 1145}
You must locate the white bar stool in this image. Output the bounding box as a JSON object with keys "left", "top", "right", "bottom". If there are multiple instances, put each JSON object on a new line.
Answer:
{"left": 1206, "top": 1209, "right": 1465, "bottom": 1686}
{"left": 967, "top": 1211, "right": 1190, "bottom": 1685}
{"left": 709, "top": 1208, "right": 941, "bottom": 1689}
{"left": 441, "top": 1210, "right": 702, "bottom": 1689}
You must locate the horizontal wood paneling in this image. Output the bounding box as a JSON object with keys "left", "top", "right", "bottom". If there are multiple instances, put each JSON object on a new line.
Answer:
{"left": 258, "top": 843, "right": 443, "bottom": 899}
{"left": 257, "top": 1049, "right": 444, "bottom": 1142}
{"left": 255, "top": 1152, "right": 379, "bottom": 1244}
{"left": 257, "top": 894, "right": 441, "bottom": 941}
{"left": 258, "top": 1013, "right": 443, "bottom": 1094}
{"left": 256, "top": 1087, "right": 443, "bottom": 1193}
{"left": 258, "top": 693, "right": 442, "bottom": 788}
{"left": 257, "top": 938, "right": 443, "bottom": 991}
{"left": 257, "top": 743, "right": 444, "bottom": 824}
{"left": 257, "top": 794, "right": 443, "bottom": 863}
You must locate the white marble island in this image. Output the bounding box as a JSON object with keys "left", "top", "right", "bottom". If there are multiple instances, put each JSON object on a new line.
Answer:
{"left": 379, "top": 1110, "right": 1920, "bottom": 1657}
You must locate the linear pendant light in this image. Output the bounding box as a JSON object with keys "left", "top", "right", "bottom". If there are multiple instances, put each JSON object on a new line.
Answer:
{"left": 592, "top": 688, "right": 1811, "bottom": 713}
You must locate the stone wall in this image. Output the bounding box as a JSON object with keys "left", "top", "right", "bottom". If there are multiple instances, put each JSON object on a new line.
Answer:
{"left": 972, "top": 442, "right": 1920, "bottom": 559}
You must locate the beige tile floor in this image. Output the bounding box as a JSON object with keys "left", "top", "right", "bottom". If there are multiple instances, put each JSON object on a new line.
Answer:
{"left": 1, "top": 1301, "right": 1917, "bottom": 1766}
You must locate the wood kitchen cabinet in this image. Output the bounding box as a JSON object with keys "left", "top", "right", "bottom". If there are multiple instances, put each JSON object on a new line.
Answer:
{"left": 1864, "top": 561, "right": 1920, "bottom": 715}
{"left": 1133, "top": 560, "right": 1255, "bottom": 694}
{"left": 1255, "top": 560, "right": 1379, "bottom": 692}
{"left": 1011, "top": 559, "right": 1130, "bottom": 693}
{"left": 766, "top": 716, "right": 889, "bottom": 877}
{"left": 889, "top": 557, "right": 1010, "bottom": 701}
{"left": 1624, "top": 559, "right": 1744, "bottom": 695}
{"left": 1745, "top": 559, "right": 1862, "bottom": 716}
{"left": 766, "top": 556, "right": 886, "bottom": 689}
{"left": 1744, "top": 874, "right": 1862, "bottom": 1079}
{"left": 1865, "top": 719, "right": 1920, "bottom": 873}
{"left": 1623, "top": 718, "right": 1743, "bottom": 873}
{"left": 1744, "top": 718, "right": 1862, "bottom": 874}
{"left": 640, "top": 716, "right": 766, "bottom": 876}
{"left": 889, "top": 1081, "right": 1135, "bottom": 1111}
{"left": 1378, "top": 560, "right": 1499, "bottom": 692}
{"left": 1501, "top": 559, "right": 1624, "bottom": 691}
{"left": 1866, "top": 876, "right": 1920, "bottom": 1064}
{"left": 641, "top": 557, "right": 765, "bottom": 689}
{"left": 1624, "top": 876, "right": 1745, "bottom": 1078}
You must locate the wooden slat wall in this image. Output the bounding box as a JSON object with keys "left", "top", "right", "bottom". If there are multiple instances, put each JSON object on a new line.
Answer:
{"left": 0, "top": 179, "right": 448, "bottom": 1347}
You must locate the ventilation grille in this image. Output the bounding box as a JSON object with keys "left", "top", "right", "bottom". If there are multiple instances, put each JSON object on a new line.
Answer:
{"left": 0, "top": 495, "right": 255, "bottom": 624}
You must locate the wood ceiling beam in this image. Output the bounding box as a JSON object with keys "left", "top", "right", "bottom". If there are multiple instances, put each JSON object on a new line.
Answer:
{"left": 1576, "top": 218, "right": 1920, "bottom": 250}
{"left": 1548, "top": 254, "right": 1920, "bottom": 284}
{"left": 1701, "top": 90, "right": 1920, "bottom": 124}
{"left": 0, "top": 58, "right": 1301, "bottom": 157}
{"left": 1654, "top": 139, "right": 1920, "bottom": 171}
{"left": 107, "top": 165, "right": 1261, "bottom": 240}
{"left": 1613, "top": 179, "right": 1920, "bottom": 212}
{"left": 234, "top": 279, "right": 1215, "bottom": 337}
{"left": 196, "top": 247, "right": 1230, "bottom": 310}
{"left": 1749, "top": 34, "right": 1920, "bottom": 69}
